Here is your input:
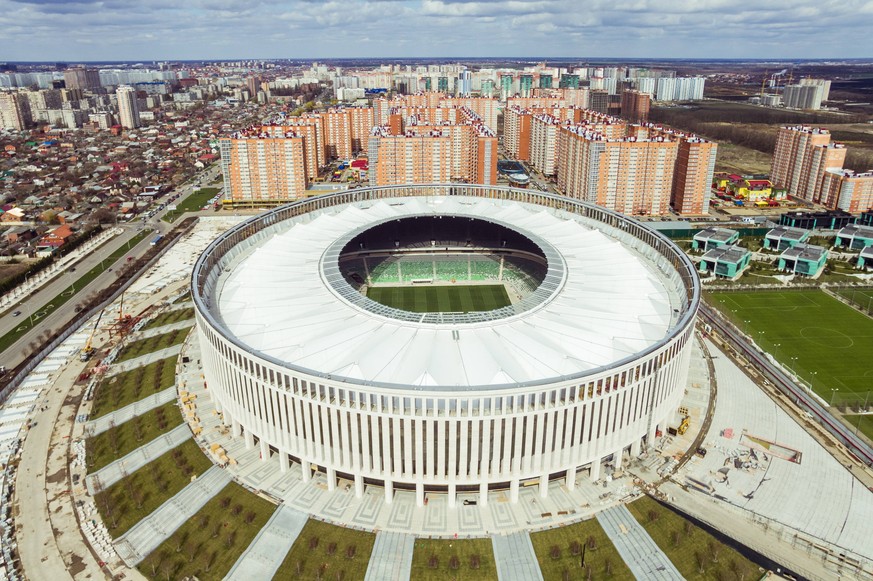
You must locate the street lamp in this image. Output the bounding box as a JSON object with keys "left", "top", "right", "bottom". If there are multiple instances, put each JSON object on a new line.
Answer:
{"left": 830, "top": 387, "right": 838, "bottom": 407}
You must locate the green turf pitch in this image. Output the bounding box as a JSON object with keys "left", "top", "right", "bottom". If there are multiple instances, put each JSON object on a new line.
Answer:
{"left": 707, "top": 290, "right": 873, "bottom": 404}
{"left": 367, "top": 284, "right": 511, "bottom": 313}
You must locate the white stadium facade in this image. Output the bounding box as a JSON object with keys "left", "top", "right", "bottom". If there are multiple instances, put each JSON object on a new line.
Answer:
{"left": 192, "top": 184, "right": 700, "bottom": 507}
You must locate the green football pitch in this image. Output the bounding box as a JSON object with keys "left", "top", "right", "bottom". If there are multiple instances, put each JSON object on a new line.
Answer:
{"left": 367, "top": 284, "right": 511, "bottom": 313}
{"left": 707, "top": 290, "right": 873, "bottom": 406}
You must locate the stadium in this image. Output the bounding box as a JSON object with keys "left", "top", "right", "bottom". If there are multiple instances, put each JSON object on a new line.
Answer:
{"left": 192, "top": 184, "right": 699, "bottom": 507}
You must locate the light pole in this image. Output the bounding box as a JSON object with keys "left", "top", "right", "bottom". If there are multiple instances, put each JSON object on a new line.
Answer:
{"left": 810, "top": 371, "right": 818, "bottom": 397}
{"left": 830, "top": 387, "right": 838, "bottom": 407}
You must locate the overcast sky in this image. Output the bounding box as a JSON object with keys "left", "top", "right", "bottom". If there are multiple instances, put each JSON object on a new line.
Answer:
{"left": 2, "top": 0, "right": 872, "bottom": 62}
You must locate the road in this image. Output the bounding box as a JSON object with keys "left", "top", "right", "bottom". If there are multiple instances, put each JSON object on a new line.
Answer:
{"left": 0, "top": 164, "right": 222, "bottom": 372}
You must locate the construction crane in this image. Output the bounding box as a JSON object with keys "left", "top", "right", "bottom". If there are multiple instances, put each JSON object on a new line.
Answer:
{"left": 79, "top": 309, "right": 105, "bottom": 361}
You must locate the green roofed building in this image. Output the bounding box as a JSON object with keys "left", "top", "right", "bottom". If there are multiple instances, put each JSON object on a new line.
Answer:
{"left": 692, "top": 227, "right": 739, "bottom": 251}
{"left": 763, "top": 226, "right": 809, "bottom": 251}
{"left": 835, "top": 223, "right": 873, "bottom": 251}
{"left": 699, "top": 245, "right": 751, "bottom": 279}
{"left": 778, "top": 243, "right": 828, "bottom": 277}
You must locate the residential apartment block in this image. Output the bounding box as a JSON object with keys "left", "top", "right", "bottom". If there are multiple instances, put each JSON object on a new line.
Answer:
{"left": 368, "top": 108, "right": 496, "bottom": 187}
{"left": 771, "top": 126, "right": 848, "bottom": 207}
{"left": 219, "top": 130, "right": 308, "bottom": 205}
{"left": 820, "top": 169, "right": 873, "bottom": 213}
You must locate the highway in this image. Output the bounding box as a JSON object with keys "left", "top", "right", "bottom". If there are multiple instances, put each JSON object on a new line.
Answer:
{"left": 0, "top": 164, "right": 222, "bottom": 372}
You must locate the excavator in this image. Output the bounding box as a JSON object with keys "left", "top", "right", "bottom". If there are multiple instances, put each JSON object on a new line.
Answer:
{"left": 79, "top": 309, "right": 105, "bottom": 361}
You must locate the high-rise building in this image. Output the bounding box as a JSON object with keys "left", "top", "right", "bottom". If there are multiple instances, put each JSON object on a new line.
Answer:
{"left": 819, "top": 169, "right": 873, "bottom": 213}
{"left": 557, "top": 125, "right": 679, "bottom": 216}
{"left": 530, "top": 114, "right": 560, "bottom": 176}
{"left": 116, "top": 85, "right": 140, "bottom": 129}
{"left": 620, "top": 90, "right": 651, "bottom": 123}
{"left": 500, "top": 75, "right": 514, "bottom": 100}
{"left": 519, "top": 75, "right": 534, "bottom": 98}
{"left": 671, "top": 136, "right": 718, "bottom": 215}
{"left": 220, "top": 131, "right": 307, "bottom": 205}
{"left": 589, "top": 90, "right": 610, "bottom": 114}
{"left": 539, "top": 74, "right": 553, "bottom": 89}
{"left": 771, "top": 126, "right": 846, "bottom": 204}
{"left": 799, "top": 78, "right": 831, "bottom": 102}
{"left": 63, "top": 68, "right": 101, "bottom": 90}
{"left": 503, "top": 106, "right": 533, "bottom": 161}
{"left": 783, "top": 84, "right": 823, "bottom": 110}
{"left": 0, "top": 92, "right": 33, "bottom": 130}
{"left": 368, "top": 126, "right": 453, "bottom": 186}
{"left": 457, "top": 69, "right": 472, "bottom": 96}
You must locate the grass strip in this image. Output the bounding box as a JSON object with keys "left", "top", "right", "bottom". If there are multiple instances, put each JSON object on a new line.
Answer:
{"left": 273, "top": 519, "right": 377, "bottom": 581}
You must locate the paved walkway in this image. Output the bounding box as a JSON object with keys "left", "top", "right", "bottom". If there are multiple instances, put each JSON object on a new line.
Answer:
{"left": 85, "top": 423, "right": 191, "bottom": 494}
{"left": 225, "top": 504, "right": 307, "bottom": 580}
{"left": 596, "top": 505, "right": 682, "bottom": 580}
{"left": 364, "top": 531, "right": 415, "bottom": 581}
{"left": 84, "top": 385, "right": 177, "bottom": 436}
{"left": 108, "top": 344, "right": 184, "bottom": 375}
{"left": 114, "top": 465, "right": 232, "bottom": 567}
{"left": 492, "top": 532, "right": 544, "bottom": 581}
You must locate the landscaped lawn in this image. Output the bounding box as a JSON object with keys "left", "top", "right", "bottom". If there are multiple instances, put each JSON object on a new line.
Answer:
{"left": 137, "top": 482, "right": 276, "bottom": 580}
{"left": 162, "top": 187, "right": 220, "bottom": 223}
{"left": 86, "top": 401, "right": 183, "bottom": 472}
{"left": 410, "top": 537, "right": 497, "bottom": 581}
{"left": 531, "top": 518, "right": 633, "bottom": 580}
{"left": 143, "top": 307, "right": 195, "bottom": 330}
{"left": 116, "top": 327, "right": 191, "bottom": 362}
{"left": 273, "top": 519, "right": 377, "bottom": 581}
{"left": 89, "top": 356, "right": 177, "bottom": 419}
{"left": 94, "top": 439, "right": 213, "bottom": 536}
{"left": 707, "top": 290, "right": 873, "bottom": 406}
{"left": 836, "top": 287, "right": 873, "bottom": 316}
{"left": 627, "top": 495, "right": 760, "bottom": 580}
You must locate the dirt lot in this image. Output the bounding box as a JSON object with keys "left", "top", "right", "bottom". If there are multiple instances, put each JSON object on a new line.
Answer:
{"left": 714, "top": 142, "right": 773, "bottom": 175}
{"left": 0, "top": 262, "right": 30, "bottom": 286}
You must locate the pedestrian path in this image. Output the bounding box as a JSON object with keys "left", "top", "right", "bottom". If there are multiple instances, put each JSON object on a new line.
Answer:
{"left": 107, "top": 344, "right": 183, "bottom": 375}
{"left": 364, "top": 532, "right": 415, "bottom": 581}
{"left": 492, "top": 532, "right": 544, "bottom": 581}
{"left": 113, "top": 464, "right": 232, "bottom": 567}
{"left": 85, "top": 423, "right": 191, "bottom": 494}
{"left": 225, "top": 504, "right": 307, "bottom": 580}
{"left": 84, "top": 386, "right": 177, "bottom": 436}
{"left": 596, "top": 505, "right": 682, "bottom": 580}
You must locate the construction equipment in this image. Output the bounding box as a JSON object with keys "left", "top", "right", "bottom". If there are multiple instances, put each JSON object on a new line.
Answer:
{"left": 79, "top": 309, "right": 105, "bottom": 361}
{"left": 677, "top": 415, "right": 690, "bottom": 435}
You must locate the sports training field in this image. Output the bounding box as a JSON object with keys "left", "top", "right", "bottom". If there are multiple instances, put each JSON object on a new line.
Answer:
{"left": 368, "top": 284, "right": 510, "bottom": 313}
{"left": 836, "top": 288, "right": 873, "bottom": 315}
{"left": 707, "top": 290, "right": 873, "bottom": 406}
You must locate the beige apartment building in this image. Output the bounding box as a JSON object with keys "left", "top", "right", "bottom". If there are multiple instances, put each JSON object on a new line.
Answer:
{"left": 219, "top": 132, "right": 307, "bottom": 206}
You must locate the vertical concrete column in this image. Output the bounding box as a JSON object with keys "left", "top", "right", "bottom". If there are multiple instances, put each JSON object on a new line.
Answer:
{"left": 384, "top": 480, "right": 394, "bottom": 504}
{"left": 647, "top": 423, "right": 658, "bottom": 448}
{"left": 214, "top": 399, "right": 223, "bottom": 414}
{"left": 221, "top": 410, "right": 232, "bottom": 427}
{"left": 327, "top": 468, "right": 336, "bottom": 491}
{"left": 244, "top": 430, "right": 254, "bottom": 450}
{"left": 448, "top": 483, "right": 456, "bottom": 508}
{"left": 631, "top": 438, "right": 642, "bottom": 458}
{"left": 510, "top": 479, "right": 519, "bottom": 503}
{"left": 278, "top": 450, "right": 288, "bottom": 473}
{"left": 539, "top": 474, "right": 549, "bottom": 499}
{"left": 415, "top": 483, "right": 425, "bottom": 507}
{"left": 614, "top": 448, "right": 623, "bottom": 471}
{"left": 565, "top": 467, "right": 576, "bottom": 491}
{"left": 590, "top": 456, "right": 602, "bottom": 481}
{"left": 231, "top": 419, "right": 241, "bottom": 438}
{"left": 479, "top": 481, "right": 489, "bottom": 507}
{"left": 259, "top": 438, "right": 269, "bottom": 461}
{"left": 354, "top": 475, "right": 364, "bottom": 499}
{"left": 301, "top": 459, "right": 311, "bottom": 483}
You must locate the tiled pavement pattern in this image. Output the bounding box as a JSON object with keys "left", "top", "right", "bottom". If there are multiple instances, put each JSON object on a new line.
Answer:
{"left": 363, "top": 532, "right": 415, "bottom": 581}
{"left": 596, "top": 505, "right": 682, "bottom": 580}
{"left": 492, "top": 532, "right": 544, "bottom": 581}
{"left": 225, "top": 504, "right": 307, "bottom": 580}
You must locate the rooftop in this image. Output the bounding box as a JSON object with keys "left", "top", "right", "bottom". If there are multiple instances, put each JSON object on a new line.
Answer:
{"left": 781, "top": 243, "right": 827, "bottom": 261}
{"left": 766, "top": 226, "right": 808, "bottom": 241}
{"left": 212, "top": 195, "right": 683, "bottom": 389}
{"left": 838, "top": 223, "right": 873, "bottom": 239}
{"left": 694, "top": 227, "right": 738, "bottom": 243}
{"left": 701, "top": 245, "right": 750, "bottom": 264}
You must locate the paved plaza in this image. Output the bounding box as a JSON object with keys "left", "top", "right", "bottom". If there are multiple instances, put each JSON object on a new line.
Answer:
{"left": 84, "top": 385, "right": 177, "bottom": 437}
{"left": 492, "top": 532, "right": 544, "bottom": 581}
{"left": 364, "top": 532, "right": 415, "bottom": 581}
